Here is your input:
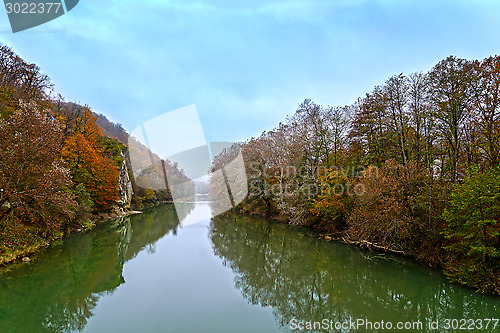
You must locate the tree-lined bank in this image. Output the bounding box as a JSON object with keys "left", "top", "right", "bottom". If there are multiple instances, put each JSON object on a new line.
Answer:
{"left": 0, "top": 46, "right": 193, "bottom": 265}
{"left": 222, "top": 55, "right": 500, "bottom": 294}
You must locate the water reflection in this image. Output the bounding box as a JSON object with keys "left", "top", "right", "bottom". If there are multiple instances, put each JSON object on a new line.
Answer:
{"left": 175, "top": 200, "right": 212, "bottom": 227}
{"left": 209, "top": 214, "right": 500, "bottom": 332}
{"left": 0, "top": 205, "right": 182, "bottom": 333}
{"left": 1, "top": 205, "right": 499, "bottom": 333}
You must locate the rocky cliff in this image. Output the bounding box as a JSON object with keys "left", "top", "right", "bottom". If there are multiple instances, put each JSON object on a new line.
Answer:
{"left": 117, "top": 150, "right": 134, "bottom": 210}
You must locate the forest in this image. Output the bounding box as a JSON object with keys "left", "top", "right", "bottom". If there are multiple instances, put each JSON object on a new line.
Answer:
{"left": 1, "top": 44, "right": 499, "bottom": 295}
{"left": 229, "top": 55, "right": 500, "bottom": 294}
{"left": 0, "top": 45, "right": 189, "bottom": 265}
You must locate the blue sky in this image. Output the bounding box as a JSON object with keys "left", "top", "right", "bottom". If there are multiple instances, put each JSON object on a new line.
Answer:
{"left": 1, "top": 0, "right": 500, "bottom": 143}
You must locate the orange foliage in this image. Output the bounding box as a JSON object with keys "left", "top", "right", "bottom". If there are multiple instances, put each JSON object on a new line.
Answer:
{"left": 345, "top": 160, "right": 423, "bottom": 250}
{"left": 310, "top": 170, "right": 354, "bottom": 229}
{"left": 79, "top": 106, "right": 103, "bottom": 141}
{"left": 62, "top": 131, "right": 119, "bottom": 211}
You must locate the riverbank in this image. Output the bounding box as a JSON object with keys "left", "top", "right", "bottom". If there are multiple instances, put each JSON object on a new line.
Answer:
{"left": 234, "top": 207, "right": 499, "bottom": 296}
{"left": 2, "top": 204, "right": 499, "bottom": 332}
{"left": 0, "top": 209, "right": 142, "bottom": 266}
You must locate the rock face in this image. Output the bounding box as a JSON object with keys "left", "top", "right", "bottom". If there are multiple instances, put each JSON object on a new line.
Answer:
{"left": 117, "top": 150, "right": 134, "bottom": 210}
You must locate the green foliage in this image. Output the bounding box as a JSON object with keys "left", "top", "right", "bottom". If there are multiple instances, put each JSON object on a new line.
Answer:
{"left": 69, "top": 183, "right": 94, "bottom": 226}
{"left": 97, "top": 136, "right": 126, "bottom": 167}
{"left": 0, "top": 86, "right": 19, "bottom": 120}
{"left": 441, "top": 166, "right": 500, "bottom": 293}
{"left": 132, "top": 188, "right": 170, "bottom": 209}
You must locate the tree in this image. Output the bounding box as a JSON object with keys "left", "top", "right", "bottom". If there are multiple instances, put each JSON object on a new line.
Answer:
{"left": 429, "top": 56, "right": 472, "bottom": 182}
{"left": 349, "top": 88, "right": 395, "bottom": 165}
{"left": 0, "top": 45, "right": 53, "bottom": 102}
{"left": 310, "top": 169, "right": 355, "bottom": 232}
{"left": 0, "top": 101, "right": 75, "bottom": 232}
{"left": 293, "top": 99, "right": 330, "bottom": 172}
{"left": 442, "top": 166, "right": 500, "bottom": 293}
{"left": 0, "top": 85, "right": 19, "bottom": 120}
{"left": 470, "top": 56, "right": 500, "bottom": 167}
{"left": 407, "top": 72, "right": 430, "bottom": 166}
{"left": 59, "top": 104, "right": 123, "bottom": 211}
{"left": 385, "top": 73, "right": 409, "bottom": 167}
{"left": 325, "top": 105, "right": 350, "bottom": 165}
{"left": 62, "top": 133, "right": 119, "bottom": 211}
{"left": 345, "top": 160, "right": 423, "bottom": 251}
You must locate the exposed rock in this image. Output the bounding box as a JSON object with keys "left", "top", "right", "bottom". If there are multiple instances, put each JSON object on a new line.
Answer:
{"left": 117, "top": 149, "right": 134, "bottom": 210}
{"left": 22, "top": 257, "right": 30, "bottom": 262}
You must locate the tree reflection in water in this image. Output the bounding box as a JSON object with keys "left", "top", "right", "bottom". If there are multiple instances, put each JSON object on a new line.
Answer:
{"left": 209, "top": 214, "right": 499, "bottom": 332}
{"left": 0, "top": 204, "right": 187, "bottom": 333}
{"left": 0, "top": 205, "right": 498, "bottom": 333}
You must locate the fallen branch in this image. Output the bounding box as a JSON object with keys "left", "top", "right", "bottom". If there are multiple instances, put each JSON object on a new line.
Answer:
{"left": 341, "top": 237, "right": 406, "bottom": 255}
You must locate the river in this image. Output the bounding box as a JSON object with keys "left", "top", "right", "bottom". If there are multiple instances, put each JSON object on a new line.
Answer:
{"left": 0, "top": 203, "right": 498, "bottom": 332}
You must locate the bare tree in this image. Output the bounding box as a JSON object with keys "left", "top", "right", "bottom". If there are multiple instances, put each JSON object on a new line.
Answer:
{"left": 428, "top": 56, "right": 472, "bottom": 182}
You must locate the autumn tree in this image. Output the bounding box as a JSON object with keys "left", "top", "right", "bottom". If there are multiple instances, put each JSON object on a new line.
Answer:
{"left": 0, "top": 45, "right": 24, "bottom": 88}
{"left": 0, "top": 101, "right": 76, "bottom": 233}
{"left": 61, "top": 107, "right": 120, "bottom": 211}
{"left": 0, "top": 45, "right": 53, "bottom": 103}
{"left": 310, "top": 169, "right": 355, "bottom": 232}
{"left": 0, "top": 85, "right": 19, "bottom": 120}
{"left": 345, "top": 160, "right": 424, "bottom": 251}
{"left": 241, "top": 136, "right": 280, "bottom": 217}
{"left": 385, "top": 74, "right": 410, "bottom": 167}
{"left": 292, "top": 99, "right": 329, "bottom": 173}
{"left": 62, "top": 135, "right": 119, "bottom": 212}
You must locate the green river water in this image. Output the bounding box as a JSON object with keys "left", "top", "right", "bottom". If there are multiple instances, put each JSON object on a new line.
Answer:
{"left": 0, "top": 203, "right": 498, "bottom": 332}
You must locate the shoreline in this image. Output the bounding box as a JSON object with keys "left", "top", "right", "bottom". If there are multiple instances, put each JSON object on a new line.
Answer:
{"left": 0, "top": 209, "right": 143, "bottom": 267}
{"left": 231, "top": 209, "right": 500, "bottom": 296}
